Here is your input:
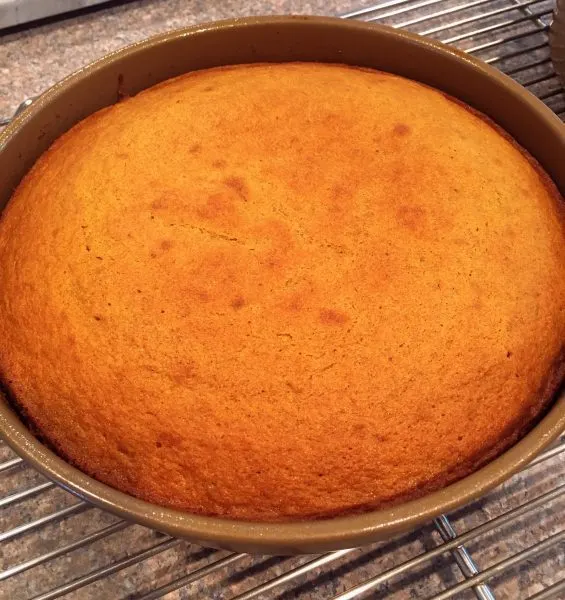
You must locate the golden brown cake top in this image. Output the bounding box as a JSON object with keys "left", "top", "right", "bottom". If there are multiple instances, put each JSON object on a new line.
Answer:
{"left": 1, "top": 63, "right": 564, "bottom": 521}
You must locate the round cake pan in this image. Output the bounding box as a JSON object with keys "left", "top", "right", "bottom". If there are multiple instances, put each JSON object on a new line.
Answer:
{"left": 1, "top": 16, "right": 564, "bottom": 555}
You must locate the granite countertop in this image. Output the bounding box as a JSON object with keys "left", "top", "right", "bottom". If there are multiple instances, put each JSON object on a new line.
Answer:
{"left": 1, "top": 1, "right": 564, "bottom": 599}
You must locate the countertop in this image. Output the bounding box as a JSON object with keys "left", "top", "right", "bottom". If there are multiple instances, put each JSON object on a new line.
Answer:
{"left": 1, "top": 1, "right": 564, "bottom": 599}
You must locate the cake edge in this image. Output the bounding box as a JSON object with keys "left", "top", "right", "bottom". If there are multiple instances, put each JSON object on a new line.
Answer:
{"left": 1, "top": 345, "right": 563, "bottom": 522}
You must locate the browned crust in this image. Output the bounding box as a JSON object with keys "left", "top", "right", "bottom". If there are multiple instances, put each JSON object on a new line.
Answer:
{"left": 1, "top": 62, "right": 564, "bottom": 522}
{"left": 436, "top": 89, "right": 565, "bottom": 224}
{"left": 123, "top": 348, "right": 565, "bottom": 520}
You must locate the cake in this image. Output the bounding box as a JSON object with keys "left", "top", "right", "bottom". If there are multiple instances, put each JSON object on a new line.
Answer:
{"left": 0, "top": 63, "right": 564, "bottom": 521}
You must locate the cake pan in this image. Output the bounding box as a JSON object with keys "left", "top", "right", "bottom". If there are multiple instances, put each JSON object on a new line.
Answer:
{"left": 1, "top": 16, "right": 564, "bottom": 555}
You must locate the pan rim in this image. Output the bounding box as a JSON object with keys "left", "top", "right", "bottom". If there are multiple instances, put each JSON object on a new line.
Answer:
{"left": 1, "top": 14, "right": 564, "bottom": 554}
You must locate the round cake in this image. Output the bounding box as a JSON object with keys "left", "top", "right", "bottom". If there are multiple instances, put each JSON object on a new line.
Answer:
{"left": 0, "top": 63, "right": 564, "bottom": 521}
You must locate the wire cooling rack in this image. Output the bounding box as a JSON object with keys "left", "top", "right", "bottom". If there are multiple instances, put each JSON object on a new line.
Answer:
{"left": 1, "top": 1, "right": 565, "bottom": 599}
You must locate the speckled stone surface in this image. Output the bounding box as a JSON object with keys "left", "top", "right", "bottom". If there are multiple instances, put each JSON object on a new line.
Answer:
{"left": 1, "top": 1, "right": 564, "bottom": 599}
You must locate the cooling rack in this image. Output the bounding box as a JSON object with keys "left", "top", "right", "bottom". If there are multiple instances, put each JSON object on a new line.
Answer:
{"left": 1, "top": 1, "right": 565, "bottom": 598}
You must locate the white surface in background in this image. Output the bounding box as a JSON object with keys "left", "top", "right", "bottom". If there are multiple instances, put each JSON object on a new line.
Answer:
{"left": 0, "top": 0, "right": 110, "bottom": 29}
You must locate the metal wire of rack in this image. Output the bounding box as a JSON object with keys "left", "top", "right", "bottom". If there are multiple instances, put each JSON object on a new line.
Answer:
{"left": 1, "top": 1, "right": 564, "bottom": 598}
